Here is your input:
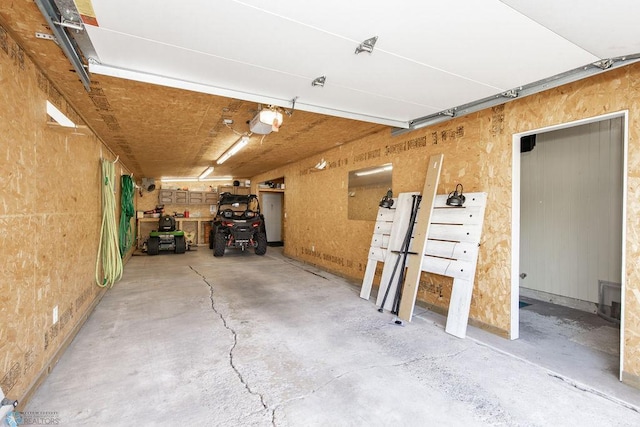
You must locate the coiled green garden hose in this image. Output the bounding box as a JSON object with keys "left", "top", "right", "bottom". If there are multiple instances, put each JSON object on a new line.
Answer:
{"left": 96, "top": 158, "right": 123, "bottom": 288}
{"left": 119, "top": 174, "right": 135, "bottom": 257}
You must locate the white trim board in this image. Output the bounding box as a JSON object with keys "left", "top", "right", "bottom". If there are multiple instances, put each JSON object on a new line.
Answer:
{"left": 397, "top": 154, "right": 444, "bottom": 321}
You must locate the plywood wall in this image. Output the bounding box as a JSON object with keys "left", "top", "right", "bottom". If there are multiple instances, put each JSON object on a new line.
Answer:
{"left": 253, "top": 62, "right": 640, "bottom": 383}
{"left": 0, "top": 25, "right": 132, "bottom": 401}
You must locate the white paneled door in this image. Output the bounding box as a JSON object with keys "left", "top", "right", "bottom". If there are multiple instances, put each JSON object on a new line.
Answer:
{"left": 262, "top": 192, "right": 283, "bottom": 243}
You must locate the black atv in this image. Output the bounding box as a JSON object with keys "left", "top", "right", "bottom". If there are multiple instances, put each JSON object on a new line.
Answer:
{"left": 209, "top": 193, "right": 267, "bottom": 257}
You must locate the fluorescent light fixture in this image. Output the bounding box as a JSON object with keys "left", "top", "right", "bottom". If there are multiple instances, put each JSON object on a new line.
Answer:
{"left": 199, "top": 166, "right": 214, "bottom": 179}
{"left": 46, "top": 101, "right": 75, "bottom": 127}
{"left": 161, "top": 177, "right": 199, "bottom": 182}
{"left": 355, "top": 164, "right": 392, "bottom": 177}
{"left": 199, "top": 176, "right": 233, "bottom": 182}
{"left": 161, "top": 176, "right": 233, "bottom": 182}
{"left": 217, "top": 136, "right": 249, "bottom": 165}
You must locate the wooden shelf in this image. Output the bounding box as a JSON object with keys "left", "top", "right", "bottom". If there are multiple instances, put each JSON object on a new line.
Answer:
{"left": 258, "top": 188, "right": 285, "bottom": 193}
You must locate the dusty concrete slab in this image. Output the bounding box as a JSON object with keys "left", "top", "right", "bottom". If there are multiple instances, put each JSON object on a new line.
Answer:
{"left": 26, "top": 248, "right": 640, "bottom": 426}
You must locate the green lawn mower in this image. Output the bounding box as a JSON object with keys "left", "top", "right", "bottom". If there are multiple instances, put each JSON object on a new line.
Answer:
{"left": 146, "top": 215, "right": 187, "bottom": 255}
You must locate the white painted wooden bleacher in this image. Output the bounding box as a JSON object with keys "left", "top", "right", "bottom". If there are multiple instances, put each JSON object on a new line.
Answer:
{"left": 423, "top": 192, "right": 487, "bottom": 338}
{"left": 360, "top": 191, "right": 487, "bottom": 339}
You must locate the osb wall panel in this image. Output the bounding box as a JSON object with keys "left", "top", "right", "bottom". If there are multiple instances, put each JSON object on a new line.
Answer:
{"left": 0, "top": 26, "right": 132, "bottom": 401}
{"left": 253, "top": 63, "right": 640, "bottom": 379}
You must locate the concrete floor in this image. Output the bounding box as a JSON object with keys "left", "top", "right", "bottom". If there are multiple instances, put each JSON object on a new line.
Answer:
{"left": 26, "top": 247, "right": 640, "bottom": 426}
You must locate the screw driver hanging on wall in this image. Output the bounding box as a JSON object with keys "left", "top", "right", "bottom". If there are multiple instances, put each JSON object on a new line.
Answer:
{"left": 378, "top": 194, "right": 422, "bottom": 315}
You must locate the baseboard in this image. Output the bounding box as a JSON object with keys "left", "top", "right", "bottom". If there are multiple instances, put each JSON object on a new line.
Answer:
{"left": 520, "top": 287, "right": 598, "bottom": 314}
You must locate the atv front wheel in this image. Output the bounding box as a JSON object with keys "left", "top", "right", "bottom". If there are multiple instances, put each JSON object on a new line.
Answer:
{"left": 254, "top": 232, "right": 267, "bottom": 255}
{"left": 213, "top": 232, "right": 226, "bottom": 257}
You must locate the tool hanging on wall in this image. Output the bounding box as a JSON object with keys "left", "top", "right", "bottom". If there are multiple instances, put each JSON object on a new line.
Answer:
{"left": 119, "top": 175, "right": 135, "bottom": 257}
{"left": 95, "top": 157, "right": 123, "bottom": 288}
{"left": 446, "top": 183, "right": 465, "bottom": 206}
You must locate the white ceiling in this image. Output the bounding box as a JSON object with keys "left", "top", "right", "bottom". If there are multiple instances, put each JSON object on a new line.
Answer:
{"left": 82, "top": 0, "right": 640, "bottom": 128}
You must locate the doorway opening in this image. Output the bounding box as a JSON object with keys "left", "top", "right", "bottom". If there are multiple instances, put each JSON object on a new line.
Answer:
{"left": 511, "top": 111, "right": 628, "bottom": 382}
{"left": 258, "top": 178, "right": 285, "bottom": 247}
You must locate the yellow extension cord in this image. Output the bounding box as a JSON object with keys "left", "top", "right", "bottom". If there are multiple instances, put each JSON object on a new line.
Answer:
{"left": 95, "top": 158, "right": 123, "bottom": 288}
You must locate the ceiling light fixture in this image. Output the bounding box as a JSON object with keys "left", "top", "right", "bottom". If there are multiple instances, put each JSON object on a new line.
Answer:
{"left": 46, "top": 100, "right": 76, "bottom": 127}
{"left": 355, "top": 164, "right": 392, "bottom": 177}
{"left": 198, "top": 166, "right": 214, "bottom": 179}
{"left": 160, "top": 177, "right": 199, "bottom": 183}
{"left": 216, "top": 136, "right": 250, "bottom": 165}
{"left": 311, "top": 76, "right": 326, "bottom": 87}
{"left": 200, "top": 176, "right": 233, "bottom": 182}
{"left": 355, "top": 36, "right": 378, "bottom": 54}
{"left": 160, "top": 175, "right": 234, "bottom": 183}
{"left": 250, "top": 106, "right": 284, "bottom": 134}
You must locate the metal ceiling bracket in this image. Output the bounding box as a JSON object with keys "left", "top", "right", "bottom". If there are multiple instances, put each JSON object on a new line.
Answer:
{"left": 55, "top": 18, "right": 84, "bottom": 31}
{"left": 285, "top": 96, "right": 298, "bottom": 116}
{"left": 593, "top": 58, "right": 614, "bottom": 70}
{"left": 311, "top": 76, "right": 326, "bottom": 87}
{"left": 34, "top": 0, "right": 91, "bottom": 91}
{"left": 355, "top": 36, "right": 378, "bottom": 54}
{"left": 501, "top": 89, "right": 519, "bottom": 99}
{"left": 35, "top": 32, "right": 57, "bottom": 43}
{"left": 440, "top": 109, "right": 456, "bottom": 117}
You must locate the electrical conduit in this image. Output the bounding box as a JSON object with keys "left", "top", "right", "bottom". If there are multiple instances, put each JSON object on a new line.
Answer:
{"left": 96, "top": 158, "right": 123, "bottom": 288}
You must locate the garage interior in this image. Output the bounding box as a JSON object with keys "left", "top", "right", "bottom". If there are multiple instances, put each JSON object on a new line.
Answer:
{"left": 2, "top": 0, "right": 640, "bottom": 425}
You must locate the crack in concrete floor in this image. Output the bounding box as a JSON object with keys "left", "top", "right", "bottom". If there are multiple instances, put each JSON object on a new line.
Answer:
{"left": 190, "top": 266, "right": 275, "bottom": 426}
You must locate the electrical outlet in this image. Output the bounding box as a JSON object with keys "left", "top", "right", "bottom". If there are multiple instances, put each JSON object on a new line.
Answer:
{"left": 311, "top": 245, "right": 315, "bottom": 252}
{"left": 53, "top": 306, "right": 58, "bottom": 324}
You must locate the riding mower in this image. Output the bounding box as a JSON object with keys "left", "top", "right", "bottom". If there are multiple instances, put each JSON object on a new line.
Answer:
{"left": 146, "top": 215, "right": 187, "bottom": 255}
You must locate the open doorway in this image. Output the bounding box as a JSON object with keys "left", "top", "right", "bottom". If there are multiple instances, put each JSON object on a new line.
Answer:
{"left": 258, "top": 178, "right": 285, "bottom": 247}
{"left": 511, "top": 111, "right": 628, "bottom": 382}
